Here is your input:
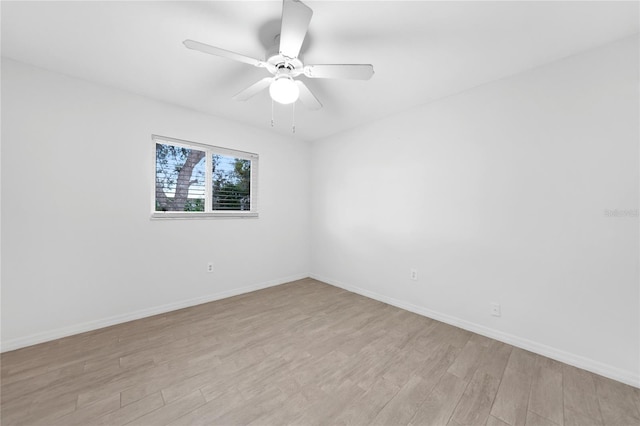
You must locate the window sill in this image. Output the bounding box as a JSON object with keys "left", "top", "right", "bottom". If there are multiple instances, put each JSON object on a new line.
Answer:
{"left": 151, "top": 212, "right": 258, "bottom": 220}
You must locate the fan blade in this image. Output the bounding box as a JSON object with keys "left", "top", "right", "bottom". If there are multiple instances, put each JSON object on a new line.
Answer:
{"left": 279, "top": 0, "right": 313, "bottom": 59}
{"left": 184, "top": 40, "right": 265, "bottom": 67}
{"left": 295, "top": 80, "right": 322, "bottom": 110}
{"left": 233, "top": 77, "right": 273, "bottom": 101}
{"left": 304, "top": 64, "right": 374, "bottom": 80}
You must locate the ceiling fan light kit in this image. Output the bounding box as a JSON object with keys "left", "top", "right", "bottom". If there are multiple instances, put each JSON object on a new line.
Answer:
{"left": 270, "top": 76, "right": 299, "bottom": 105}
{"left": 183, "top": 0, "right": 374, "bottom": 131}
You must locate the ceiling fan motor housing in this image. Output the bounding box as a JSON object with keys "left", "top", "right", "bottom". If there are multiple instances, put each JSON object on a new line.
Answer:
{"left": 265, "top": 42, "right": 304, "bottom": 77}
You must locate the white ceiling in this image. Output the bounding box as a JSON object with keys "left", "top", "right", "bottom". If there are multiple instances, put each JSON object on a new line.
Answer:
{"left": 2, "top": 1, "right": 638, "bottom": 141}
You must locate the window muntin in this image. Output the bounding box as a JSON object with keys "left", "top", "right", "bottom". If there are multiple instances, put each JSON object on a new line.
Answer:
{"left": 152, "top": 135, "right": 258, "bottom": 218}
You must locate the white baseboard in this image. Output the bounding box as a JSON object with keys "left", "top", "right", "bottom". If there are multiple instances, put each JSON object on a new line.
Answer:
{"left": 310, "top": 273, "right": 640, "bottom": 389}
{"left": 1, "top": 273, "right": 309, "bottom": 353}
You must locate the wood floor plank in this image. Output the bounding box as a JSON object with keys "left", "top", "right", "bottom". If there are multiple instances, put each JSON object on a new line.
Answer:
{"left": 562, "top": 364, "right": 603, "bottom": 426}
{"left": 76, "top": 361, "right": 166, "bottom": 408}
{"left": 199, "top": 386, "right": 288, "bottom": 425}
{"left": 50, "top": 393, "right": 120, "bottom": 426}
{"left": 124, "top": 389, "right": 206, "bottom": 426}
{"left": 564, "top": 407, "right": 605, "bottom": 426}
{"left": 486, "top": 415, "right": 511, "bottom": 426}
{"left": 593, "top": 374, "right": 640, "bottom": 426}
{"left": 374, "top": 341, "right": 462, "bottom": 425}
{"left": 529, "top": 360, "right": 564, "bottom": 425}
{"left": 428, "top": 322, "right": 472, "bottom": 350}
{"left": 2, "top": 395, "right": 78, "bottom": 426}
{"left": 477, "top": 340, "right": 513, "bottom": 379}
{"left": 447, "top": 339, "right": 487, "bottom": 381}
{"left": 490, "top": 366, "right": 533, "bottom": 426}
{"left": 245, "top": 391, "right": 309, "bottom": 425}
{"left": 119, "top": 362, "right": 200, "bottom": 407}
{"left": 409, "top": 372, "right": 468, "bottom": 426}
{"left": 2, "top": 278, "right": 639, "bottom": 426}
{"left": 288, "top": 380, "right": 366, "bottom": 426}
{"left": 371, "top": 374, "right": 433, "bottom": 425}
{"left": 450, "top": 369, "right": 501, "bottom": 425}
{"left": 506, "top": 348, "right": 538, "bottom": 376}
{"left": 165, "top": 387, "right": 246, "bottom": 426}
{"left": 526, "top": 410, "right": 560, "bottom": 426}
{"left": 329, "top": 376, "right": 400, "bottom": 425}
{"left": 380, "top": 348, "right": 431, "bottom": 388}
{"left": 93, "top": 392, "right": 165, "bottom": 426}
{"left": 469, "top": 333, "right": 493, "bottom": 348}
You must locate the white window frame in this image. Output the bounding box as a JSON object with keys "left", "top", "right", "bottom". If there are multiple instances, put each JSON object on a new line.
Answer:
{"left": 151, "top": 134, "right": 258, "bottom": 219}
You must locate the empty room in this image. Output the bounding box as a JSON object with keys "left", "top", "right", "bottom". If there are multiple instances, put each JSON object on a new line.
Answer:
{"left": 1, "top": 1, "right": 639, "bottom": 425}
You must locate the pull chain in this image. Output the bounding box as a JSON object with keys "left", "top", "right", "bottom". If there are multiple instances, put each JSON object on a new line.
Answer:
{"left": 270, "top": 100, "right": 297, "bottom": 133}
{"left": 271, "top": 99, "right": 274, "bottom": 127}
{"left": 292, "top": 101, "right": 296, "bottom": 134}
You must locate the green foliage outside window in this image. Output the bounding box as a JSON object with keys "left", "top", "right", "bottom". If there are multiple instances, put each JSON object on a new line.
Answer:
{"left": 155, "top": 143, "right": 251, "bottom": 212}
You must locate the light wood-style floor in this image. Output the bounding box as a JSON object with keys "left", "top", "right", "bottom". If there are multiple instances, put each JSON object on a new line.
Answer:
{"left": 2, "top": 278, "right": 639, "bottom": 426}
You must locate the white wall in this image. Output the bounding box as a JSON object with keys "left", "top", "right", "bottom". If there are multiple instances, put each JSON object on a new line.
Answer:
{"left": 310, "top": 36, "right": 639, "bottom": 386}
{"left": 1, "top": 59, "right": 310, "bottom": 349}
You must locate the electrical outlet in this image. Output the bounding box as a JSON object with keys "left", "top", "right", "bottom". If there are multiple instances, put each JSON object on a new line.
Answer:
{"left": 410, "top": 269, "right": 418, "bottom": 281}
{"left": 207, "top": 262, "right": 214, "bottom": 273}
{"left": 491, "top": 302, "right": 501, "bottom": 317}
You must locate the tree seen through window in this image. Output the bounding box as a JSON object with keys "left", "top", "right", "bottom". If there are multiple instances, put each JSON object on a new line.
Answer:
{"left": 155, "top": 143, "right": 251, "bottom": 212}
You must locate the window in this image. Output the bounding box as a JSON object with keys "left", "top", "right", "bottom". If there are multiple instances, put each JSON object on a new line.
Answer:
{"left": 152, "top": 135, "right": 258, "bottom": 218}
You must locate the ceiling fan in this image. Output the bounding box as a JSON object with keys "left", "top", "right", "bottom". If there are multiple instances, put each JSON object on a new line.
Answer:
{"left": 183, "top": 0, "right": 374, "bottom": 112}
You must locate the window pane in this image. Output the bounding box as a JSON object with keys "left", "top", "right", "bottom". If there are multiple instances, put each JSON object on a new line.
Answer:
{"left": 212, "top": 154, "right": 251, "bottom": 211}
{"left": 155, "top": 143, "right": 206, "bottom": 212}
